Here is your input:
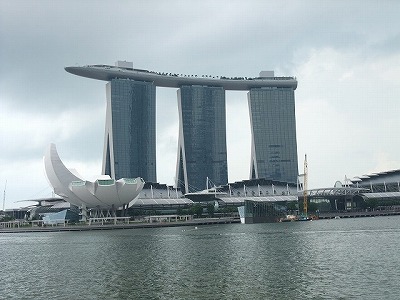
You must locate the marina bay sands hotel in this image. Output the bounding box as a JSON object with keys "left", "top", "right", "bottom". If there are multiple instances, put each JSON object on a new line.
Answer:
{"left": 65, "top": 61, "right": 298, "bottom": 193}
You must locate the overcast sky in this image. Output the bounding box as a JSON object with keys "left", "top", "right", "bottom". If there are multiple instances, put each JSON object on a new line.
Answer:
{"left": 1, "top": 0, "right": 400, "bottom": 209}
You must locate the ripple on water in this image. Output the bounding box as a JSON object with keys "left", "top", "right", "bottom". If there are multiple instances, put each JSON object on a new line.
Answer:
{"left": 1, "top": 217, "right": 400, "bottom": 299}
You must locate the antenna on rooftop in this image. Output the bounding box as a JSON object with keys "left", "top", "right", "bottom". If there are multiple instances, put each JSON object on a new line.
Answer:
{"left": 3, "top": 180, "right": 7, "bottom": 211}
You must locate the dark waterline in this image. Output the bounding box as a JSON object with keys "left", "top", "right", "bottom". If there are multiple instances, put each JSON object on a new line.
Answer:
{"left": 1, "top": 216, "right": 400, "bottom": 299}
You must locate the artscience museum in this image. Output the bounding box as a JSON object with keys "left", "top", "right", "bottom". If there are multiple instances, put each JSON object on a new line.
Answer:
{"left": 44, "top": 143, "right": 145, "bottom": 218}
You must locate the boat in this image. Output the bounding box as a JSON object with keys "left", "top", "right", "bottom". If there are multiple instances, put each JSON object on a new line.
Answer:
{"left": 279, "top": 215, "right": 297, "bottom": 222}
{"left": 296, "top": 215, "right": 312, "bottom": 221}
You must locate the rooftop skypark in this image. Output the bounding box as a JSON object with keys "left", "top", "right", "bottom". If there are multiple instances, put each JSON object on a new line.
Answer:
{"left": 65, "top": 62, "right": 297, "bottom": 91}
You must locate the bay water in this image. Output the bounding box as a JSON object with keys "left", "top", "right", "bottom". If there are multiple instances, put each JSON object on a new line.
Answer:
{"left": 1, "top": 216, "right": 400, "bottom": 299}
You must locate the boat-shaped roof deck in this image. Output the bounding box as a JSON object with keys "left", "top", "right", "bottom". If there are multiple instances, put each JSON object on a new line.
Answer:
{"left": 65, "top": 65, "right": 297, "bottom": 91}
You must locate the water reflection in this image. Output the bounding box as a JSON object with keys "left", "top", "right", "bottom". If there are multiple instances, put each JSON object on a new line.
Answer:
{"left": 1, "top": 217, "right": 400, "bottom": 299}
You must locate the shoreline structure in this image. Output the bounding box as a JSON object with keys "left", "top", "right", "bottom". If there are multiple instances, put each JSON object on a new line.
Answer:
{"left": 2, "top": 209, "right": 400, "bottom": 233}
{"left": 0, "top": 217, "right": 240, "bottom": 233}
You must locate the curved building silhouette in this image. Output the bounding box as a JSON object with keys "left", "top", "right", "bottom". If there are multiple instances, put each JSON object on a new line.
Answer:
{"left": 65, "top": 61, "right": 298, "bottom": 193}
{"left": 44, "top": 143, "right": 144, "bottom": 210}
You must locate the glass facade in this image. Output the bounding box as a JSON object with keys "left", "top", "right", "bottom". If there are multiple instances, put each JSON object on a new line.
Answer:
{"left": 243, "top": 200, "right": 287, "bottom": 223}
{"left": 176, "top": 85, "right": 228, "bottom": 193}
{"left": 102, "top": 79, "right": 156, "bottom": 182}
{"left": 41, "top": 209, "right": 80, "bottom": 225}
{"left": 248, "top": 87, "right": 298, "bottom": 184}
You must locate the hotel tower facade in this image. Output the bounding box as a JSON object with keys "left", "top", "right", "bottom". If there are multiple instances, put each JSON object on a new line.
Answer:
{"left": 65, "top": 62, "right": 298, "bottom": 193}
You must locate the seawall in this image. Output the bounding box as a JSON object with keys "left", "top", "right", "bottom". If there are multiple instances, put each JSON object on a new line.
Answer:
{"left": 0, "top": 217, "right": 240, "bottom": 233}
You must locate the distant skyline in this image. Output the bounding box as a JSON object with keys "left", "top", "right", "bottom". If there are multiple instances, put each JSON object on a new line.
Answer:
{"left": 1, "top": 0, "right": 400, "bottom": 209}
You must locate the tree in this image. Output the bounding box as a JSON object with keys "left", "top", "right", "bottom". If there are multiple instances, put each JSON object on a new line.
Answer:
{"left": 206, "top": 203, "right": 215, "bottom": 217}
{"left": 192, "top": 204, "right": 203, "bottom": 217}
{"left": 0, "top": 214, "right": 14, "bottom": 222}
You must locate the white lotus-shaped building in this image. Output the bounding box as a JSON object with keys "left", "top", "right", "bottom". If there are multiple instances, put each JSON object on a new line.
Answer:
{"left": 44, "top": 143, "right": 144, "bottom": 209}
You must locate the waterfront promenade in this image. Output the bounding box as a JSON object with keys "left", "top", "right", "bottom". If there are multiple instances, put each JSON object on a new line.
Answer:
{"left": 318, "top": 208, "right": 400, "bottom": 219}
{"left": 0, "top": 217, "right": 240, "bottom": 233}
